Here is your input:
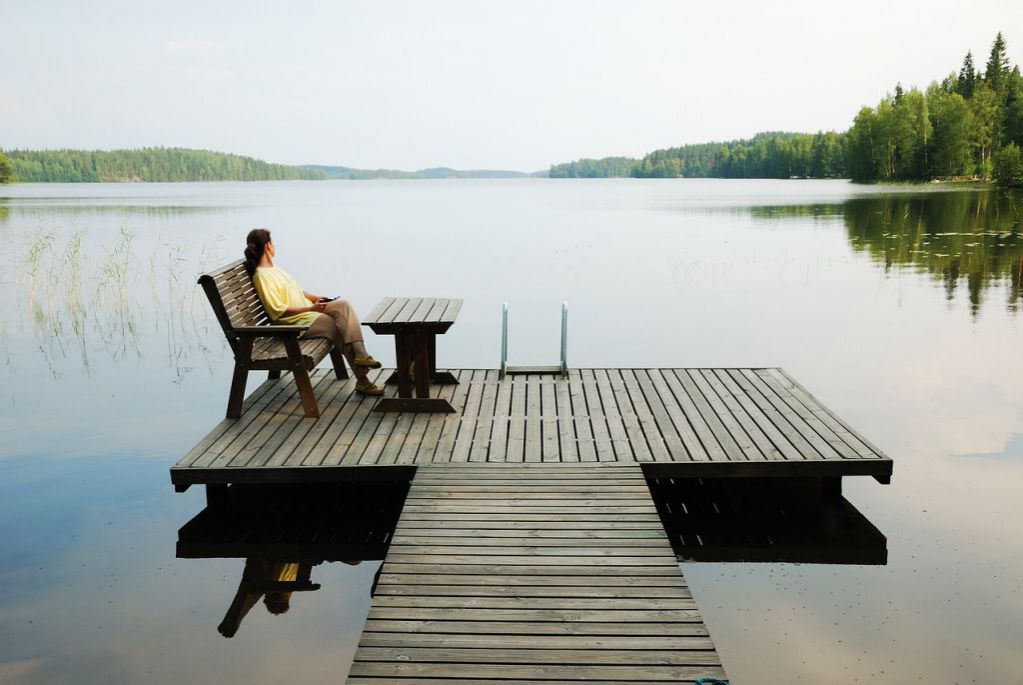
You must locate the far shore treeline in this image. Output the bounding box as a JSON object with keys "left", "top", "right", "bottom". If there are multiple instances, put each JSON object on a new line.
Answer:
{"left": 0, "top": 147, "right": 325, "bottom": 183}
{"left": 553, "top": 32, "right": 1023, "bottom": 187}
{"left": 2, "top": 33, "right": 1021, "bottom": 187}
{"left": 0, "top": 148, "right": 535, "bottom": 184}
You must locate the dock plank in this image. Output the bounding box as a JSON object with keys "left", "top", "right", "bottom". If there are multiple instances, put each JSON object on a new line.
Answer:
{"left": 346, "top": 462, "right": 724, "bottom": 684}
{"left": 172, "top": 368, "right": 892, "bottom": 486}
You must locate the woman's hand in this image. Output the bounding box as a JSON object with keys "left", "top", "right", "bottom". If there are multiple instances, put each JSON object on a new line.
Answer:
{"left": 310, "top": 301, "right": 327, "bottom": 312}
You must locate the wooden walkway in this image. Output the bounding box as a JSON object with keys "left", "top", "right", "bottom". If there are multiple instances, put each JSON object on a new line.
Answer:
{"left": 347, "top": 462, "right": 726, "bottom": 684}
{"left": 172, "top": 368, "right": 892, "bottom": 488}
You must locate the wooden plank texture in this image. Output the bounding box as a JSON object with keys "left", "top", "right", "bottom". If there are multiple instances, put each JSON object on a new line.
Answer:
{"left": 172, "top": 368, "right": 893, "bottom": 486}
{"left": 346, "top": 462, "right": 725, "bottom": 683}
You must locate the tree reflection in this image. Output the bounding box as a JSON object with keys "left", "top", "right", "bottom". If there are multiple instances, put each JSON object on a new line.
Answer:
{"left": 841, "top": 190, "right": 1022, "bottom": 315}
{"left": 752, "top": 190, "right": 1023, "bottom": 315}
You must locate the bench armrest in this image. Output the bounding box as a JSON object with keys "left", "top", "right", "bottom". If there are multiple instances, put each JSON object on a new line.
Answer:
{"left": 233, "top": 325, "right": 307, "bottom": 337}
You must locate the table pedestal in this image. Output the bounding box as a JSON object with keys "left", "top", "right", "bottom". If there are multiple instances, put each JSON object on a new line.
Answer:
{"left": 374, "top": 331, "right": 456, "bottom": 413}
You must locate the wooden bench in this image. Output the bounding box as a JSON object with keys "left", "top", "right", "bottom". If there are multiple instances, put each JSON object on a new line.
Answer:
{"left": 199, "top": 260, "right": 348, "bottom": 419}
{"left": 363, "top": 297, "right": 462, "bottom": 413}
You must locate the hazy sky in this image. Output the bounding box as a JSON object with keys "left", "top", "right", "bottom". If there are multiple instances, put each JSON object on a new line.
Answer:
{"left": 2, "top": 0, "right": 1020, "bottom": 170}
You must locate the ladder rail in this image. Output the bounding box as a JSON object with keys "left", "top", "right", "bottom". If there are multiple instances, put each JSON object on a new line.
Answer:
{"left": 500, "top": 302, "right": 568, "bottom": 378}
{"left": 560, "top": 301, "right": 568, "bottom": 376}
{"left": 500, "top": 302, "right": 509, "bottom": 378}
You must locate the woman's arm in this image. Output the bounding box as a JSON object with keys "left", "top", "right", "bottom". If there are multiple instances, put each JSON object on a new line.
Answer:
{"left": 281, "top": 290, "right": 325, "bottom": 316}
{"left": 282, "top": 301, "right": 326, "bottom": 317}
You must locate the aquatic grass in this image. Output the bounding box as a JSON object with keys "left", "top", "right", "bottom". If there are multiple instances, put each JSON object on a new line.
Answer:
{"left": 6, "top": 227, "right": 220, "bottom": 374}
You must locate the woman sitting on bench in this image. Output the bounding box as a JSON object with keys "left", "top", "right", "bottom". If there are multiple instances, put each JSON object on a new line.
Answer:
{"left": 244, "top": 228, "right": 384, "bottom": 396}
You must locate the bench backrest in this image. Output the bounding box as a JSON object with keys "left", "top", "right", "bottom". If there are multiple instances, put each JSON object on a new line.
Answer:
{"left": 198, "top": 260, "right": 273, "bottom": 350}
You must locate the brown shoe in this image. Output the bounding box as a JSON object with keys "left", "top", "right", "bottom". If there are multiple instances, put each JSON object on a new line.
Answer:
{"left": 355, "top": 382, "right": 384, "bottom": 396}
{"left": 354, "top": 355, "right": 382, "bottom": 369}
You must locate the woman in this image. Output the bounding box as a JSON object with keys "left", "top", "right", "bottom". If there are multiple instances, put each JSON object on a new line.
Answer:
{"left": 217, "top": 559, "right": 304, "bottom": 638}
{"left": 244, "top": 228, "right": 384, "bottom": 396}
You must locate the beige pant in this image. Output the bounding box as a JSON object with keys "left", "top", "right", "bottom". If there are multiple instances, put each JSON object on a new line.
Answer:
{"left": 302, "top": 299, "right": 364, "bottom": 349}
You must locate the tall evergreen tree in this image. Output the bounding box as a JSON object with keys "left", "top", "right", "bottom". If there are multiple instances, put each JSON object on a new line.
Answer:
{"left": 1003, "top": 66, "right": 1023, "bottom": 147}
{"left": 958, "top": 51, "right": 977, "bottom": 98}
{"left": 985, "top": 32, "right": 1010, "bottom": 95}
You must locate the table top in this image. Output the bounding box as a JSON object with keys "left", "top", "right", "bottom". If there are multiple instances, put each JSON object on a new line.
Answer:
{"left": 362, "top": 297, "right": 463, "bottom": 334}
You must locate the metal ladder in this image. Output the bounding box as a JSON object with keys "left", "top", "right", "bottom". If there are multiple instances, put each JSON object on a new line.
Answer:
{"left": 499, "top": 302, "right": 568, "bottom": 378}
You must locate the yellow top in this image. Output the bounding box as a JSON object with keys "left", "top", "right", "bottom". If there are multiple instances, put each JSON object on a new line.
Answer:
{"left": 252, "top": 265, "right": 320, "bottom": 326}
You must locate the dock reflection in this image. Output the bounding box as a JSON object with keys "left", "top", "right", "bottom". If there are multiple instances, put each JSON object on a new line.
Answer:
{"left": 177, "top": 475, "right": 886, "bottom": 644}
{"left": 177, "top": 481, "right": 409, "bottom": 638}
{"left": 648, "top": 477, "right": 888, "bottom": 565}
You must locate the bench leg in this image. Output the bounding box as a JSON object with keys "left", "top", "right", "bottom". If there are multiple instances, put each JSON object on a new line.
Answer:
{"left": 227, "top": 362, "right": 248, "bottom": 418}
{"left": 329, "top": 347, "right": 349, "bottom": 380}
{"left": 284, "top": 337, "right": 320, "bottom": 418}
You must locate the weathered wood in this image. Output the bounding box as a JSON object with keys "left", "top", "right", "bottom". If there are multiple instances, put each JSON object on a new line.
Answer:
{"left": 363, "top": 296, "right": 462, "bottom": 333}
{"left": 356, "top": 633, "right": 712, "bottom": 649}
{"left": 172, "top": 368, "right": 893, "bottom": 486}
{"left": 347, "top": 664, "right": 728, "bottom": 681}
{"left": 345, "top": 462, "right": 724, "bottom": 684}
{"left": 360, "top": 619, "right": 709, "bottom": 635}
{"left": 197, "top": 260, "right": 347, "bottom": 419}
{"left": 364, "top": 298, "right": 463, "bottom": 411}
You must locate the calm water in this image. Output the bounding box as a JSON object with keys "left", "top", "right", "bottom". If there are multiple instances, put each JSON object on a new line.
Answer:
{"left": 1, "top": 179, "right": 1021, "bottom": 684}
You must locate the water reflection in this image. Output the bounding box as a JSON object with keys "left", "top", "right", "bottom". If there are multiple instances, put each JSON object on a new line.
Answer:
{"left": 2, "top": 225, "right": 227, "bottom": 383}
{"left": 177, "top": 482, "right": 408, "bottom": 639}
{"left": 649, "top": 477, "right": 888, "bottom": 565}
{"left": 753, "top": 190, "right": 1023, "bottom": 315}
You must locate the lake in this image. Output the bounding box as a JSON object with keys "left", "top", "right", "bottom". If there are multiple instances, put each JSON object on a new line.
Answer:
{"left": 1, "top": 179, "right": 1021, "bottom": 683}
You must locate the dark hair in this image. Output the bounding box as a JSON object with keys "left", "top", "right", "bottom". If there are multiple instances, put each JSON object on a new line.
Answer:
{"left": 244, "top": 228, "right": 272, "bottom": 276}
{"left": 263, "top": 593, "right": 291, "bottom": 614}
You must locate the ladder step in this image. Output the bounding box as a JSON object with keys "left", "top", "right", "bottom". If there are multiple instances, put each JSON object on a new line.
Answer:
{"left": 505, "top": 365, "right": 564, "bottom": 375}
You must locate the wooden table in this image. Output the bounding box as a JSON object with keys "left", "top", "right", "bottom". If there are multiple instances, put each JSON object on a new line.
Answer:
{"left": 363, "top": 297, "right": 463, "bottom": 413}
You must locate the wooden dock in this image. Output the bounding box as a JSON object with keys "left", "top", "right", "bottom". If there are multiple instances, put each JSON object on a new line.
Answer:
{"left": 347, "top": 462, "right": 726, "bottom": 684}
{"left": 171, "top": 367, "right": 894, "bottom": 682}
{"left": 172, "top": 368, "right": 892, "bottom": 488}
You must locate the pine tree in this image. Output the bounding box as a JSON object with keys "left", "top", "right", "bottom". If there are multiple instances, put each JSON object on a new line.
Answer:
{"left": 958, "top": 51, "right": 977, "bottom": 98}
{"left": 1006, "top": 66, "right": 1023, "bottom": 146}
{"left": 985, "top": 32, "right": 1010, "bottom": 95}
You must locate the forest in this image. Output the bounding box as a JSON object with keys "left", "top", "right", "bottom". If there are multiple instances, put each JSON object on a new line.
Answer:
{"left": 550, "top": 131, "right": 846, "bottom": 180}
{"left": 550, "top": 33, "right": 1023, "bottom": 186}
{"left": 1, "top": 147, "right": 325, "bottom": 183}
{"left": 3, "top": 34, "right": 1021, "bottom": 187}
{"left": 0, "top": 150, "right": 14, "bottom": 183}
{"left": 847, "top": 33, "right": 1022, "bottom": 183}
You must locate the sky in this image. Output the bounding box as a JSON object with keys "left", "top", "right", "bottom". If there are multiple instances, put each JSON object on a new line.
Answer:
{"left": 1, "top": 0, "right": 1021, "bottom": 170}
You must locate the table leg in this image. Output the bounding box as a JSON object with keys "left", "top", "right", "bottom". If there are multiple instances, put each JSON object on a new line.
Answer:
{"left": 413, "top": 332, "right": 431, "bottom": 399}
{"left": 426, "top": 332, "right": 460, "bottom": 385}
{"left": 394, "top": 332, "right": 413, "bottom": 399}
{"left": 374, "top": 329, "right": 456, "bottom": 413}
{"left": 427, "top": 334, "right": 437, "bottom": 375}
